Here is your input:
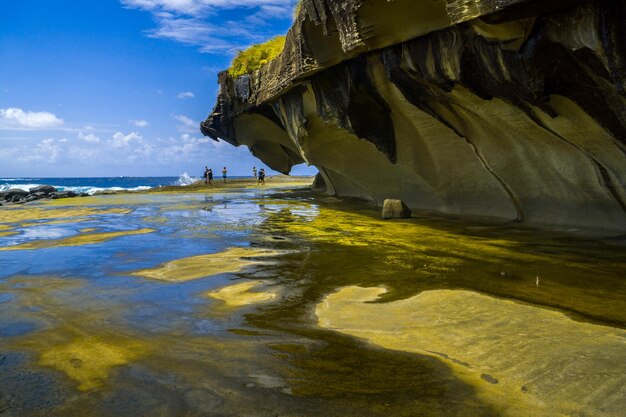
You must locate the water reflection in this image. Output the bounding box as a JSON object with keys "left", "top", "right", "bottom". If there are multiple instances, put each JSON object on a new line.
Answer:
{"left": 0, "top": 188, "right": 624, "bottom": 416}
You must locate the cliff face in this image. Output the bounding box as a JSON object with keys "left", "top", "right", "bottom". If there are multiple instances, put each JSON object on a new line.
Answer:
{"left": 201, "top": 0, "right": 626, "bottom": 231}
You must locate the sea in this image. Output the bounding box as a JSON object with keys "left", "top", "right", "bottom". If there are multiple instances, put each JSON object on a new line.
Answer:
{"left": 0, "top": 173, "right": 202, "bottom": 195}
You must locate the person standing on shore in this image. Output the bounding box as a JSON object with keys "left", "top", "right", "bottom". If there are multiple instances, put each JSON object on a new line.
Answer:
{"left": 258, "top": 168, "right": 265, "bottom": 185}
{"left": 208, "top": 168, "right": 213, "bottom": 186}
{"left": 203, "top": 166, "right": 209, "bottom": 185}
{"left": 252, "top": 166, "right": 257, "bottom": 179}
{"left": 222, "top": 167, "right": 227, "bottom": 183}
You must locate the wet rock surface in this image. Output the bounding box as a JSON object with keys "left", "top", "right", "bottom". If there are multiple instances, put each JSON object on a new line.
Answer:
{"left": 202, "top": 0, "right": 626, "bottom": 232}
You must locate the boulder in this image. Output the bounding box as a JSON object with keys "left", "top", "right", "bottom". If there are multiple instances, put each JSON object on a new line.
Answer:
{"left": 50, "top": 191, "right": 78, "bottom": 199}
{"left": 4, "top": 189, "right": 28, "bottom": 201}
{"left": 29, "top": 185, "right": 57, "bottom": 195}
{"left": 382, "top": 199, "right": 411, "bottom": 220}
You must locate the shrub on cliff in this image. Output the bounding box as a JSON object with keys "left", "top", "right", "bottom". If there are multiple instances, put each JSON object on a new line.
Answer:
{"left": 294, "top": 0, "right": 302, "bottom": 18}
{"left": 228, "top": 36, "right": 286, "bottom": 77}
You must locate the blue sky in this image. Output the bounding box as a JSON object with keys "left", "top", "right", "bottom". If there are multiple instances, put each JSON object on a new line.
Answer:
{"left": 0, "top": 0, "right": 314, "bottom": 177}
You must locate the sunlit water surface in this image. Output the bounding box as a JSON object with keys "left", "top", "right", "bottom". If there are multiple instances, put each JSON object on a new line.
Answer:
{"left": 0, "top": 187, "right": 625, "bottom": 416}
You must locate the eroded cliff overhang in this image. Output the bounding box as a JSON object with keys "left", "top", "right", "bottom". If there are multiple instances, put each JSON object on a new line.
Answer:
{"left": 202, "top": 0, "right": 626, "bottom": 231}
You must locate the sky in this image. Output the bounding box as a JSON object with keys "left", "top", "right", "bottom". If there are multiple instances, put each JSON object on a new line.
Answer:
{"left": 0, "top": 0, "right": 315, "bottom": 178}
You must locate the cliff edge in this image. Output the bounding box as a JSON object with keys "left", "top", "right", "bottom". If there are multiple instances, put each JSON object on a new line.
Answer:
{"left": 201, "top": 0, "right": 626, "bottom": 231}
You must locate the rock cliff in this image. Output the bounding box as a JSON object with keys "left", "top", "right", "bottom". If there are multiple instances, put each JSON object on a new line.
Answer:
{"left": 201, "top": 0, "right": 626, "bottom": 231}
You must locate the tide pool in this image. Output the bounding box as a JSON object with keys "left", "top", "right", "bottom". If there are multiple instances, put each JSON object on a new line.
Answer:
{"left": 0, "top": 184, "right": 625, "bottom": 417}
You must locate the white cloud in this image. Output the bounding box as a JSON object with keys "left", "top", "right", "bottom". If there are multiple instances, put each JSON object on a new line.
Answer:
{"left": 130, "top": 119, "right": 150, "bottom": 127}
{"left": 0, "top": 107, "right": 64, "bottom": 130}
{"left": 121, "top": 0, "right": 295, "bottom": 17}
{"left": 120, "top": 0, "right": 298, "bottom": 54}
{"left": 78, "top": 131, "right": 101, "bottom": 143}
{"left": 173, "top": 114, "right": 198, "bottom": 133}
{"left": 13, "top": 138, "right": 63, "bottom": 164}
{"left": 177, "top": 91, "right": 195, "bottom": 99}
{"left": 111, "top": 131, "right": 143, "bottom": 148}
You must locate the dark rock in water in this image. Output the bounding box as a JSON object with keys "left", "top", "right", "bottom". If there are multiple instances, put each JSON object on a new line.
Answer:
{"left": 382, "top": 199, "right": 412, "bottom": 219}
{"left": 3, "top": 189, "right": 28, "bottom": 201}
{"left": 202, "top": 0, "right": 626, "bottom": 232}
{"left": 0, "top": 186, "right": 71, "bottom": 204}
{"left": 28, "top": 185, "right": 57, "bottom": 195}
{"left": 49, "top": 191, "right": 78, "bottom": 200}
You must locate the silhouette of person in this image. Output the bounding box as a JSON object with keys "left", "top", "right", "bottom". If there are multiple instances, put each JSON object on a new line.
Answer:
{"left": 222, "top": 167, "right": 227, "bottom": 183}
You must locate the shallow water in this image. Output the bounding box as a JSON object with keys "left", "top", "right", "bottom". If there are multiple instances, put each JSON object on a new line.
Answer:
{"left": 0, "top": 187, "right": 625, "bottom": 416}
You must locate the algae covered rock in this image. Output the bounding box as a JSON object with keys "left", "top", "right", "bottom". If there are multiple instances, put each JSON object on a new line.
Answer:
{"left": 202, "top": 0, "right": 626, "bottom": 232}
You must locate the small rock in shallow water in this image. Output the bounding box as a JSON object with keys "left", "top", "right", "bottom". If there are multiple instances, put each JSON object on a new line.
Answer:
{"left": 382, "top": 199, "right": 411, "bottom": 219}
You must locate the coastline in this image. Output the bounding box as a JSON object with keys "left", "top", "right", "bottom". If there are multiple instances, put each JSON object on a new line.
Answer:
{"left": 0, "top": 175, "right": 316, "bottom": 206}
{"left": 147, "top": 175, "right": 315, "bottom": 193}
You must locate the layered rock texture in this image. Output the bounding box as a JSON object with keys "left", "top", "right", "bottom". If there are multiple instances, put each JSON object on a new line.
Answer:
{"left": 202, "top": 0, "right": 626, "bottom": 231}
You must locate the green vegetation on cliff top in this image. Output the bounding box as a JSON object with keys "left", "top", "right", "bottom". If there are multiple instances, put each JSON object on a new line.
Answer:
{"left": 228, "top": 36, "right": 286, "bottom": 77}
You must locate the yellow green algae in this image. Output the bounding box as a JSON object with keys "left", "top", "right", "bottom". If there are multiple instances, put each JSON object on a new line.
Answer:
{"left": 0, "top": 206, "right": 130, "bottom": 223}
{"left": 266, "top": 204, "right": 626, "bottom": 326}
{"left": 315, "top": 286, "right": 626, "bottom": 416}
{"left": 0, "top": 225, "right": 17, "bottom": 237}
{"left": 38, "top": 336, "right": 149, "bottom": 391}
{"left": 0, "top": 228, "right": 155, "bottom": 251}
{"left": 1, "top": 276, "right": 150, "bottom": 392}
{"left": 142, "top": 215, "right": 169, "bottom": 224}
{"left": 131, "top": 247, "right": 287, "bottom": 282}
{"left": 206, "top": 280, "right": 279, "bottom": 307}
